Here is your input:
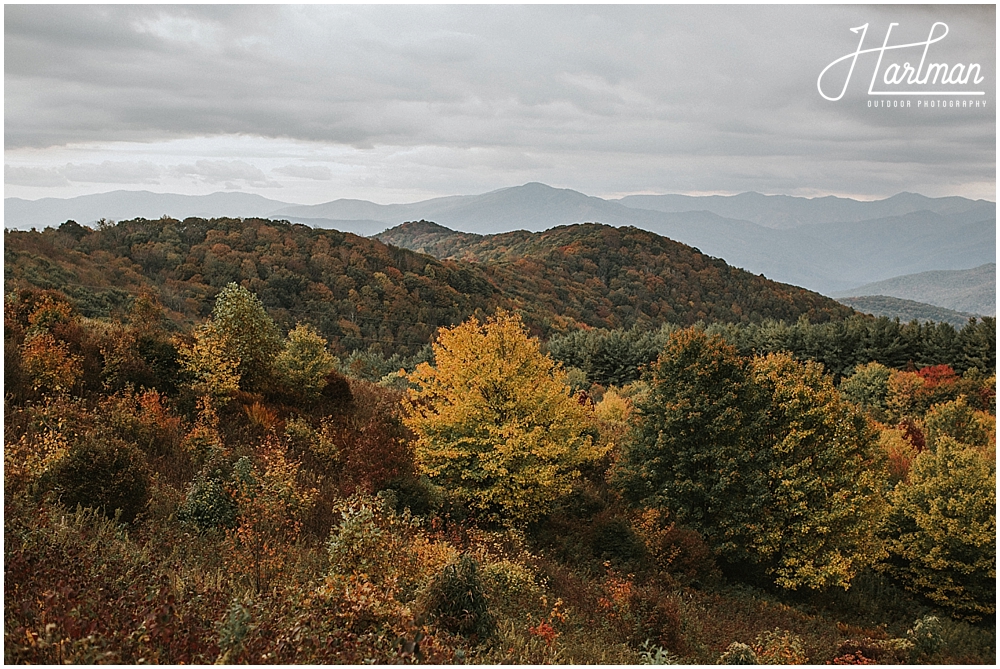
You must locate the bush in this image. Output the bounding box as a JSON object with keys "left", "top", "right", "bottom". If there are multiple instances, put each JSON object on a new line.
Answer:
{"left": 382, "top": 475, "right": 442, "bottom": 517}
{"left": 45, "top": 434, "right": 151, "bottom": 523}
{"left": 632, "top": 507, "right": 719, "bottom": 584}
{"left": 589, "top": 515, "right": 647, "bottom": 567}
{"left": 274, "top": 323, "right": 338, "bottom": 398}
{"left": 719, "top": 641, "right": 757, "bottom": 664}
{"left": 326, "top": 494, "right": 455, "bottom": 603}
{"left": 320, "top": 369, "right": 353, "bottom": 409}
{"left": 178, "top": 476, "right": 238, "bottom": 531}
{"left": 751, "top": 628, "right": 807, "bottom": 664}
{"left": 832, "top": 639, "right": 909, "bottom": 664}
{"left": 481, "top": 560, "right": 544, "bottom": 618}
{"left": 418, "top": 554, "right": 494, "bottom": 640}
{"left": 906, "top": 615, "right": 943, "bottom": 659}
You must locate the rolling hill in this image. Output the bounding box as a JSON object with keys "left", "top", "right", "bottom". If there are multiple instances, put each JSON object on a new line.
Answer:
{"left": 834, "top": 264, "right": 996, "bottom": 316}
{"left": 5, "top": 217, "right": 854, "bottom": 357}
{"left": 836, "top": 295, "right": 982, "bottom": 328}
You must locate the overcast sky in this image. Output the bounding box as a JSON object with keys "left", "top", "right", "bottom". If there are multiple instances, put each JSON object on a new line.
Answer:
{"left": 4, "top": 4, "right": 996, "bottom": 204}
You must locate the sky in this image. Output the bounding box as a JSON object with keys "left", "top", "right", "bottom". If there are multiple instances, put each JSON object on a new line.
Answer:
{"left": 4, "top": 4, "right": 996, "bottom": 205}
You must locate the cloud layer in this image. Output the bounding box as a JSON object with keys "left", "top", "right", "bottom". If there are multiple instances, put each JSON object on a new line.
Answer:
{"left": 4, "top": 5, "right": 995, "bottom": 202}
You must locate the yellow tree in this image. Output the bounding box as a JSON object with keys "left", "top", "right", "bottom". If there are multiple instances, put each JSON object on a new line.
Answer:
{"left": 403, "top": 311, "right": 600, "bottom": 527}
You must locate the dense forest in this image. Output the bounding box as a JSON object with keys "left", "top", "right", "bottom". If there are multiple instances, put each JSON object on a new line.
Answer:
{"left": 6, "top": 217, "right": 851, "bottom": 356}
{"left": 4, "top": 217, "right": 996, "bottom": 664}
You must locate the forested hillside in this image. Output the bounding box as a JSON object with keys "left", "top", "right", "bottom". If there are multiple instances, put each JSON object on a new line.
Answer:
{"left": 376, "top": 220, "right": 854, "bottom": 327}
{"left": 5, "top": 217, "right": 852, "bottom": 359}
{"left": 4, "top": 216, "right": 995, "bottom": 665}
{"left": 835, "top": 264, "right": 996, "bottom": 317}
{"left": 837, "top": 296, "right": 983, "bottom": 328}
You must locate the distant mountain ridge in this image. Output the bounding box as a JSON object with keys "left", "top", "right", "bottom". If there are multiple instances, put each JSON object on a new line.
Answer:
{"left": 616, "top": 191, "right": 995, "bottom": 229}
{"left": 4, "top": 191, "right": 292, "bottom": 229}
{"left": 6, "top": 183, "right": 994, "bottom": 296}
{"left": 836, "top": 295, "right": 983, "bottom": 328}
{"left": 834, "top": 264, "right": 996, "bottom": 317}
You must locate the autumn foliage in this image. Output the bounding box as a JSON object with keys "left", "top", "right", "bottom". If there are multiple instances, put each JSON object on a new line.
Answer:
{"left": 4, "top": 268, "right": 996, "bottom": 664}
{"left": 403, "top": 311, "right": 601, "bottom": 527}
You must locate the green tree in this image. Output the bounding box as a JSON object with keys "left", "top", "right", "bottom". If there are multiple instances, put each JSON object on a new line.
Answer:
{"left": 839, "top": 361, "right": 892, "bottom": 419}
{"left": 179, "top": 323, "right": 242, "bottom": 401}
{"left": 882, "top": 437, "right": 995, "bottom": 621}
{"left": 403, "top": 311, "right": 600, "bottom": 527}
{"left": 922, "top": 396, "right": 994, "bottom": 453}
{"left": 614, "top": 329, "right": 769, "bottom": 562}
{"left": 751, "top": 353, "right": 887, "bottom": 589}
{"left": 616, "top": 329, "right": 887, "bottom": 589}
{"left": 274, "top": 323, "right": 338, "bottom": 396}
{"left": 210, "top": 283, "right": 281, "bottom": 391}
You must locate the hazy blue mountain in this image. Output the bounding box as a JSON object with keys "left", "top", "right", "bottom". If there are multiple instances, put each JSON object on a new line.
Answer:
{"left": 4, "top": 190, "right": 293, "bottom": 229}
{"left": 617, "top": 191, "right": 996, "bottom": 229}
{"left": 834, "top": 264, "right": 996, "bottom": 316}
{"left": 7, "top": 183, "right": 994, "bottom": 296}
{"left": 836, "top": 295, "right": 983, "bottom": 327}
{"left": 273, "top": 182, "right": 656, "bottom": 233}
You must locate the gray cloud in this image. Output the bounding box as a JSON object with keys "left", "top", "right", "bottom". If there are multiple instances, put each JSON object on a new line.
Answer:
{"left": 5, "top": 165, "right": 71, "bottom": 188}
{"left": 3, "top": 4, "right": 995, "bottom": 200}
{"left": 5, "top": 161, "right": 162, "bottom": 186}
{"left": 274, "top": 164, "right": 333, "bottom": 180}
{"left": 169, "top": 160, "right": 281, "bottom": 188}
{"left": 61, "top": 161, "right": 163, "bottom": 184}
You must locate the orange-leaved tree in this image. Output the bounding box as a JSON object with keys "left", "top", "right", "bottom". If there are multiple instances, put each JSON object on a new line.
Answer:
{"left": 403, "top": 310, "right": 601, "bottom": 527}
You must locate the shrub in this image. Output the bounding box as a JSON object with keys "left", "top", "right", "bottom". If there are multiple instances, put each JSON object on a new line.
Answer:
{"left": 5, "top": 429, "right": 70, "bottom": 494}
{"left": 719, "top": 641, "right": 757, "bottom": 664}
{"left": 906, "top": 615, "right": 943, "bottom": 659}
{"left": 178, "top": 476, "right": 238, "bottom": 531}
{"left": 751, "top": 628, "right": 807, "bottom": 664}
{"left": 45, "top": 433, "right": 151, "bottom": 523}
{"left": 335, "top": 381, "right": 416, "bottom": 495}
{"left": 326, "top": 494, "right": 455, "bottom": 603}
{"left": 274, "top": 323, "right": 338, "bottom": 397}
{"left": 178, "top": 323, "right": 242, "bottom": 401}
{"left": 589, "top": 515, "right": 646, "bottom": 567}
{"left": 832, "top": 637, "right": 912, "bottom": 664}
{"left": 382, "top": 475, "right": 442, "bottom": 517}
{"left": 481, "top": 560, "right": 544, "bottom": 618}
{"left": 320, "top": 369, "right": 353, "bottom": 408}
{"left": 632, "top": 507, "right": 719, "bottom": 583}
{"left": 21, "top": 332, "right": 83, "bottom": 396}
{"left": 639, "top": 640, "right": 682, "bottom": 664}
{"left": 225, "top": 442, "right": 318, "bottom": 593}
{"left": 417, "top": 554, "right": 494, "bottom": 640}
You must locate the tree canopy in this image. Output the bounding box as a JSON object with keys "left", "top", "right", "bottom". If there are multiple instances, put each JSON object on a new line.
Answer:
{"left": 615, "top": 329, "right": 887, "bottom": 590}
{"left": 403, "top": 311, "right": 600, "bottom": 527}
